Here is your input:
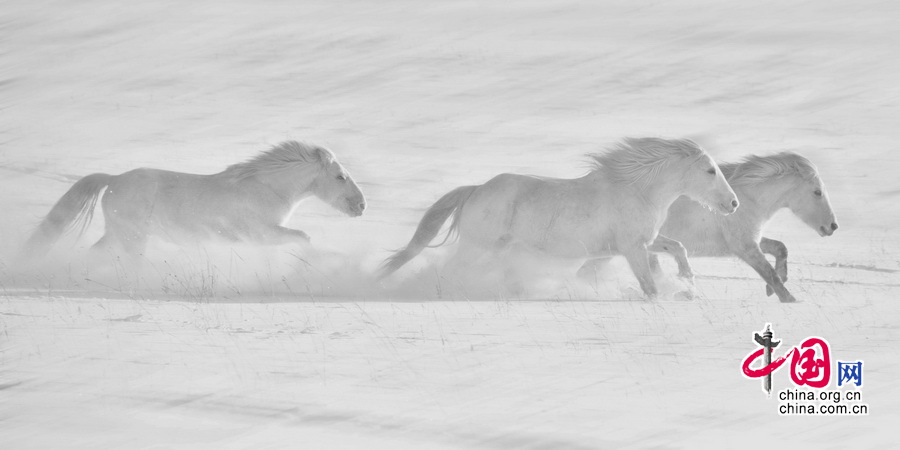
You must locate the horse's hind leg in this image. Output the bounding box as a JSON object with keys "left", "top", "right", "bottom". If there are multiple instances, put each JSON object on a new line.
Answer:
{"left": 91, "top": 217, "right": 149, "bottom": 269}
{"left": 733, "top": 243, "right": 796, "bottom": 303}
{"left": 576, "top": 257, "right": 614, "bottom": 280}
{"left": 93, "top": 232, "right": 146, "bottom": 260}
{"left": 91, "top": 233, "right": 116, "bottom": 254}
{"left": 443, "top": 240, "right": 488, "bottom": 279}
{"left": 86, "top": 229, "right": 147, "bottom": 291}
{"left": 760, "top": 237, "right": 788, "bottom": 297}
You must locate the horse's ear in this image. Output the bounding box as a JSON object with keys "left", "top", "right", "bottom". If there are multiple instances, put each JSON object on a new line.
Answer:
{"left": 313, "top": 146, "right": 333, "bottom": 165}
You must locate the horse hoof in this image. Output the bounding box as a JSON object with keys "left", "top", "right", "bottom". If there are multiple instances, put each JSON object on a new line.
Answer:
{"left": 779, "top": 294, "right": 797, "bottom": 303}
{"left": 678, "top": 273, "right": 695, "bottom": 284}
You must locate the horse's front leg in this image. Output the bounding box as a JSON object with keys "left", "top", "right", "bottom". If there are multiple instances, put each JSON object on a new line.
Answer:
{"left": 760, "top": 237, "right": 788, "bottom": 297}
{"left": 648, "top": 234, "right": 694, "bottom": 283}
{"left": 733, "top": 243, "right": 796, "bottom": 303}
{"left": 621, "top": 244, "right": 656, "bottom": 298}
{"left": 268, "top": 225, "right": 311, "bottom": 244}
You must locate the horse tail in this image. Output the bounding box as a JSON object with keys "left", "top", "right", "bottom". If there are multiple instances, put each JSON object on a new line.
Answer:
{"left": 379, "top": 185, "right": 478, "bottom": 278}
{"left": 21, "top": 173, "right": 112, "bottom": 260}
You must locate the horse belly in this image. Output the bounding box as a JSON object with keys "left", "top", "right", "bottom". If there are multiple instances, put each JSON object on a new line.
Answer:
{"left": 460, "top": 195, "right": 606, "bottom": 259}
{"left": 151, "top": 198, "right": 277, "bottom": 243}
{"left": 129, "top": 173, "right": 243, "bottom": 241}
{"left": 457, "top": 174, "right": 623, "bottom": 259}
{"left": 542, "top": 234, "right": 617, "bottom": 259}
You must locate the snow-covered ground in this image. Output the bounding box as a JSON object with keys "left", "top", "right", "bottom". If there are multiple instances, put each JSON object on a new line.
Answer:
{"left": 2, "top": 0, "right": 898, "bottom": 447}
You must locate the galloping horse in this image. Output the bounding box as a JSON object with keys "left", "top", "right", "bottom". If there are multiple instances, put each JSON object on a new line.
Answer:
{"left": 380, "top": 137, "right": 738, "bottom": 297}
{"left": 581, "top": 152, "right": 837, "bottom": 302}
{"left": 21, "top": 141, "right": 366, "bottom": 261}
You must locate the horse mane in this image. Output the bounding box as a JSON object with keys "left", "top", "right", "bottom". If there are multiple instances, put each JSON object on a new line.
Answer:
{"left": 722, "top": 152, "right": 819, "bottom": 186}
{"left": 588, "top": 137, "right": 705, "bottom": 191}
{"left": 222, "top": 141, "right": 333, "bottom": 180}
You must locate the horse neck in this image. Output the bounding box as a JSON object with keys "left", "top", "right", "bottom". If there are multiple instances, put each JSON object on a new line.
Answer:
{"left": 640, "top": 172, "right": 691, "bottom": 213}
{"left": 734, "top": 175, "right": 798, "bottom": 220}
{"left": 251, "top": 164, "right": 320, "bottom": 204}
{"left": 587, "top": 168, "right": 686, "bottom": 216}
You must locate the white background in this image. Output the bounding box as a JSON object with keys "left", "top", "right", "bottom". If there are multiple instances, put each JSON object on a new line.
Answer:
{"left": 1, "top": 0, "right": 897, "bottom": 447}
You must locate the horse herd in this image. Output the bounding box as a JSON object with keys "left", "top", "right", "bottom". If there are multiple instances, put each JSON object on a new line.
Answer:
{"left": 21, "top": 138, "right": 837, "bottom": 302}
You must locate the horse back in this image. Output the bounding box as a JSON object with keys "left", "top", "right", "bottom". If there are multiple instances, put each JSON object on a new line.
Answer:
{"left": 102, "top": 168, "right": 288, "bottom": 237}
{"left": 106, "top": 168, "right": 220, "bottom": 205}
{"left": 458, "top": 172, "right": 620, "bottom": 257}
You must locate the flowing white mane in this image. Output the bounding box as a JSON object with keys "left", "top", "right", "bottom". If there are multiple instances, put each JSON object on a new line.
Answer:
{"left": 222, "top": 141, "right": 333, "bottom": 180}
{"left": 588, "top": 137, "right": 705, "bottom": 191}
{"left": 722, "top": 152, "right": 819, "bottom": 186}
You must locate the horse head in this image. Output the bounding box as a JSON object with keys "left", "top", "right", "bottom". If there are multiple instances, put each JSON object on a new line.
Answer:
{"left": 787, "top": 174, "right": 838, "bottom": 237}
{"left": 310, "top": 146, "right": 367, "bottom": 217}
{"left": 681, "top": 148, "right": 739, "bottom": 216}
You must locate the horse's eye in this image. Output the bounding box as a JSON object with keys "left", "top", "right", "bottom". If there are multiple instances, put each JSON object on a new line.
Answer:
{"left": 337, "top": 174, "right": 347, "bottom": 181}
{"left": 706, "top": 168, "right": 716, "bottom": 175}
{"left": 814, "top": 189, "right": 822, "bottom": 197}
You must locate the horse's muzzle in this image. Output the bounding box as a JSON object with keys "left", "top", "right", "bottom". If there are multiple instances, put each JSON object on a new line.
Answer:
{"left": 349, "top": 201, "right": 366, "bottom": 217}
{"left": 718, "top": 198, "right": 739, "bottom": 215}
{"left": 819, "top": 222, "right": 838, "bottom": 236}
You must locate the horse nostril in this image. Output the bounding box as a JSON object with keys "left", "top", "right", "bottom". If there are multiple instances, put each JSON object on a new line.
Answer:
{"left": 731, "top": 199, "right": 739, "bottom": 208}
{"left": 831, "top": 222, "right": 838, "bottom": 231}
{"left": 359, "top": 202, "right": 367, "bottom": 211}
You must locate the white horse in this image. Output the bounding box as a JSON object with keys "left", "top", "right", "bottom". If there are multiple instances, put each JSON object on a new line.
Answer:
{"left": 21, "top": 141, "right": 366, "bottom": 261}
{"left": 581, "top": 152, "right": 837, "bottom": 302}
{"left": 380, "top": 137, "right": 738, "bottom": 297}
